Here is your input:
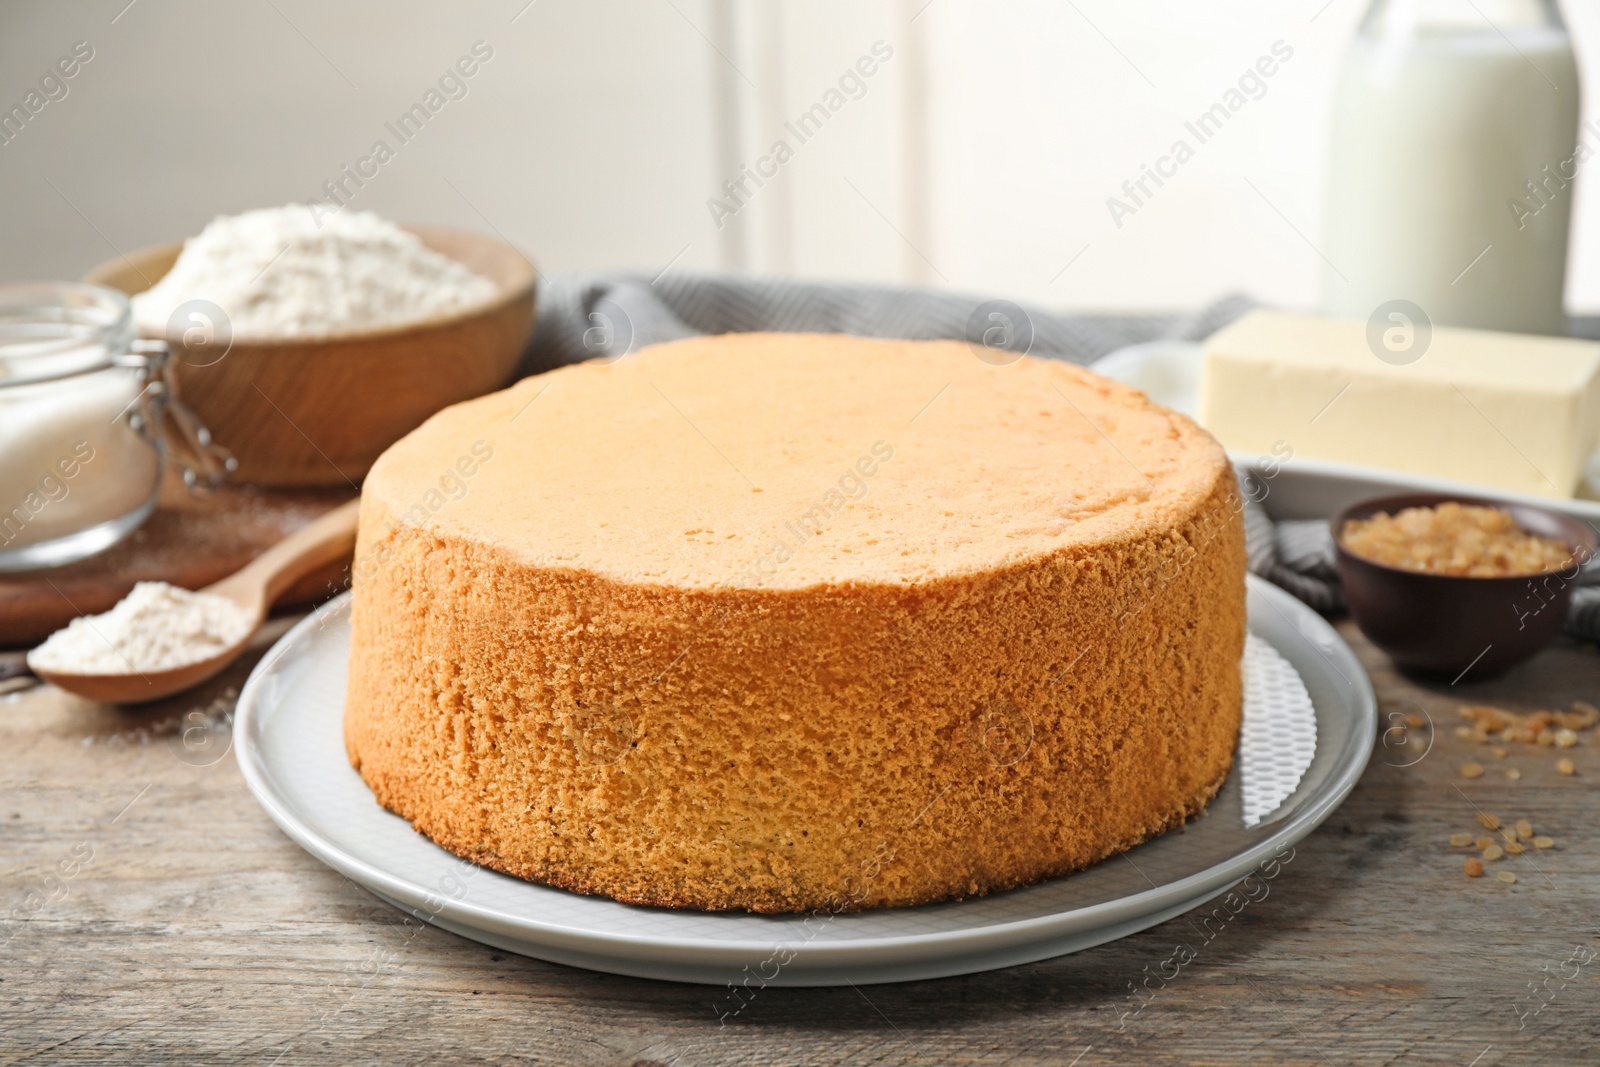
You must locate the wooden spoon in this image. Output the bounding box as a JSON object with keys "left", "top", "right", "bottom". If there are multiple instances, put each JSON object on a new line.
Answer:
{"left": 28, "top": 499, "right": 361, "bottom": 704}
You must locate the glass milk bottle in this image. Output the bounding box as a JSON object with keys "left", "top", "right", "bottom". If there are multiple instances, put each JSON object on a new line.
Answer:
{"left": 1323, "top": 0, "right": 1580, "bottom": 335}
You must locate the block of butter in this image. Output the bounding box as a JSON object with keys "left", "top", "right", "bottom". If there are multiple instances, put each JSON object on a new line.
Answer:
{"left": 1199, "top": 310, "right": 1600, "bottom": 498}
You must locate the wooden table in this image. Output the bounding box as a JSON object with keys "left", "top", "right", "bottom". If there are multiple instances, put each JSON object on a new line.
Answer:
{"left": 4, "top": 617, "right": 1597, "bottom": 1066}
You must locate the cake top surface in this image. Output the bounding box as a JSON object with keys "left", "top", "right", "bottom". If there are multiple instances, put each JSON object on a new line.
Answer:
{"left": 362, "top": 332, "right": 1229, "bottom": 590}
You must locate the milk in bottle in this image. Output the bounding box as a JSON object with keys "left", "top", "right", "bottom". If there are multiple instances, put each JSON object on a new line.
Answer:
{"left": 1323, "top": 0, "right": 1580, "bottom": 335}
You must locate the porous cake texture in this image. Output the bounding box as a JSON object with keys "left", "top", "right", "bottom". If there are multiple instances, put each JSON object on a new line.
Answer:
{"left": 344, "top": 332, "right": 1246, "bottom": 913}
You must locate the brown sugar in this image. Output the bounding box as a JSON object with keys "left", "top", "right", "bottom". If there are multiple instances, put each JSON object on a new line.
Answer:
{"left": 1458, "top": 703, "right": 1595, "bottom": 752}
{"left": 1340, "top": 502, "right": 1573, "bottom": 577}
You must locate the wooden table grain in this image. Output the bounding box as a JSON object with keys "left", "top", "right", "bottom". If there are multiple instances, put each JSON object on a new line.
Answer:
{"left": 4, "top": 616, "right": 1598, "bottom": 1067}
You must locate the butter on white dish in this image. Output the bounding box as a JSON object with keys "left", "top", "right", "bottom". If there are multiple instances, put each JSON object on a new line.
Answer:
{"left": 1198, "top": 311, "right": 1600, "bottom": 499}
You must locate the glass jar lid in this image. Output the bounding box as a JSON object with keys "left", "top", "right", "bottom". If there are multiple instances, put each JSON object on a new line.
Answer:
{"left": 0, "top": 282, "right": 135, "bottom": 388}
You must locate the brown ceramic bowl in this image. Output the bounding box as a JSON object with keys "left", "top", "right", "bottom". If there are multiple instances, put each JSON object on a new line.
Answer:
{"left": 85, "top": 225, "right": 537, "bottom": 487}
{"left": 1332, "top": 492, "right": 1597, "bottom": 681}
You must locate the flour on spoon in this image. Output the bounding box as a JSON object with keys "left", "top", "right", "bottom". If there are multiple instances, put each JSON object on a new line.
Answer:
{"left": 29, "top": 581, "right": 253, "bottom": 674}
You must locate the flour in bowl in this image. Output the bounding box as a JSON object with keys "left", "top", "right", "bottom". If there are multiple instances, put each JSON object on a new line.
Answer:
{"left": 130, "top": 205, "right": 498, "bottom": 340}
{"left": 29, "top": 581, "right": 254, "bottom": 674}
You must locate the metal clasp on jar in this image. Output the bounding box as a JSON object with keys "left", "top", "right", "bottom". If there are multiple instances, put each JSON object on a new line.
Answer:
{"left": 118, "top": 339, "right": 237, "bottom": 492}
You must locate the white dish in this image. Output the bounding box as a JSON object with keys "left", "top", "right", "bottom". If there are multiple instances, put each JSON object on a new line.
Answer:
{"left": 1087, "top": 340, "right": 1203, "bottom": 418}
{"left": 234, "top": 578, "right": 1374, "bottom": 986}
{"left": 1090, "top": 340, "right": 1600, "bottom": 523}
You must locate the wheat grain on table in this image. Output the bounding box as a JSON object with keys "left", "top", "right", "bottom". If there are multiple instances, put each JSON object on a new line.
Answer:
{"left": 2, "top": 616, "right": 1598, "bottom": 1066}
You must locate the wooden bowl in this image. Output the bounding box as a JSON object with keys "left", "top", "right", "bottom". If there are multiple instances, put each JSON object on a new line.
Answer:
{"left": 85, "top": 225, "right": 536, "bottom": 487}
{"left": 1332, "top": 492, "right": 1597, "bottom": 681}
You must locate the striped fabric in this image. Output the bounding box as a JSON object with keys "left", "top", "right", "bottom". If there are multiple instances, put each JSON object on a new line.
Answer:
{"left": 1567, "top": 580, "right": 1600, "bottom": 640}
{"left": 1241, "top": 501, "right": 1347, "bottom": 615}
{"left": 521, "top": 270, "right": 1255, "bottom": 376}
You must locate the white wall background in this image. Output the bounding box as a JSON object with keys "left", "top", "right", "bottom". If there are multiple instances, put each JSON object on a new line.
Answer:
{"left": 2, "top": 0, "right": 1599, "bottom": 314}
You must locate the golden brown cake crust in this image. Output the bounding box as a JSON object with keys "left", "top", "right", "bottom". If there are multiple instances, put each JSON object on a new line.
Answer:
{"left": 344, "top": 333, "right": 1247, "bottom": 912}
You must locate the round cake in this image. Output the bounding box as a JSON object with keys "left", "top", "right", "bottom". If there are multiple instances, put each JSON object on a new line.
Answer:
{"left": 344, "top": 332, "right": 1246, "bottom": 913}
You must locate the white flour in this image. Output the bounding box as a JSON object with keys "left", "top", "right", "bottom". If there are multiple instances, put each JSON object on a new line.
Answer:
{"left": 130, "top": 205, "right": 498, "bottom": 340}
{"left": 29, "top": 581, "right": 254, "bottom": 674}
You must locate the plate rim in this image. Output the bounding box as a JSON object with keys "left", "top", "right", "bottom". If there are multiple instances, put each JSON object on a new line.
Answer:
{"left": 1231, "top": 449, "right": 1600, "bottom": 522}
{"left": 234, "top": 576, "right": 1375, "bottom": 965}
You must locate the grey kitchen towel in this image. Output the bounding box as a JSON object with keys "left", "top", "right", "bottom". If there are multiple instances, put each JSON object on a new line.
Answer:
{"left": 519, "top": 270, "right": 1600, "bottom": 642}
{"left": 1241, "top": 499, "right": 1349, "bottom": 616}
{"left": 520, "top": 270, "right": 1256, "bottom": 376}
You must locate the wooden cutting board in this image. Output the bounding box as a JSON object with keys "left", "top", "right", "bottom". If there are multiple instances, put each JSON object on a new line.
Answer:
{"left": 0, "top": 474, "right": 356, "bottom": 647}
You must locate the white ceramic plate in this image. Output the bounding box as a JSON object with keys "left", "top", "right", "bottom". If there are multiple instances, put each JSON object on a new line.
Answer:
{"left": 234, "top": 577, "right": 1374, "bottom": 986}
{"left": 1090, "top": 341, "right": 1600, "bottom": 524}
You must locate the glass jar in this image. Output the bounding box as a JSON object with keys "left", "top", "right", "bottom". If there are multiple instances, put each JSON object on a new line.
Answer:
{"left": 1323, "top": 0, "right": 1579, "bottom": 335}
{"left": 0, "top": 282, "right": 233, "bottom": 571}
